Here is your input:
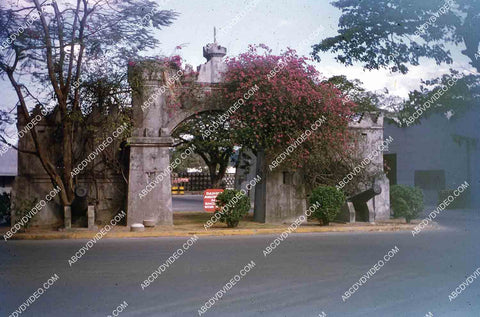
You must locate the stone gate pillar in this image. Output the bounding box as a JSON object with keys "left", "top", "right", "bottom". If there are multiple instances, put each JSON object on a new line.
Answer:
{"left": 127, "top": 137, "right": 173, "bottom": 226}
{"left": 126, "top": 62, "right": 174, "bottom": 226}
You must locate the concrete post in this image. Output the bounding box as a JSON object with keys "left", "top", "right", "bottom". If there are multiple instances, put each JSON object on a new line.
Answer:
{"left": 373, "top": 173, "right": 390, "bottom": 220}
{"left": 64, "top": 206, "right": 71, "bottom": 229}
{"left": 87, "top": 205, "right": 95, "bottom": 229}
{"left": 367, "top": 199, "right": 375, "bottom": 223}
{"left": 347, "top": 202, "right": 355, "bottom": 223}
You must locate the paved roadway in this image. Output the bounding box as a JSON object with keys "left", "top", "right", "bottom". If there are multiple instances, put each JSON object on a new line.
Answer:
{"left": 1, "top": 209, "right": 480, "bottom": 316}
{"left": 172, "top": 195, "right": 204, "bottom": 212}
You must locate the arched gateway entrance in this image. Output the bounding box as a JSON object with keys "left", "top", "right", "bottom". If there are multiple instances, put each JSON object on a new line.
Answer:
{"left": 126, "top": 42, "right": 227, "bottom": 226}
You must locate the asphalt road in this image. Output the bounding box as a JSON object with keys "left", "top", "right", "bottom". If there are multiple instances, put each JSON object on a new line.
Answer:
{"left": 172, "top": 195, "right": 204, "bottom": 212}
{"left": 1, "top": 209, "right": 480, "bottom": 317}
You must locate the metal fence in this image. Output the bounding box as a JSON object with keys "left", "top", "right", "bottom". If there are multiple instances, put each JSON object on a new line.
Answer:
{"left": 171, "top": 172, "right": 235, "bottom": 192}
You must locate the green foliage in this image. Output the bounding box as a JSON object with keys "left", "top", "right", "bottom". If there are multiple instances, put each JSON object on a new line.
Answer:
{"left": 395, "top": 72, "right": 477, "bottom": 126}
{"left": 0, "top": 192, "right": 11, "bottom": 226}
{"left": 390, "top": 185, "right": 424, "bottom": 223}
{"left": 325, "top": 75, "right": 378, "bottom": 112}
{"left": 314, "top": 0, "right": 472, "bottom": 73}
{"left": 0, "top": 0, "right": 178, "bottom": 206}
{"left": 171, "top": 151, "right": 207, "bottom": 173}
{"left": 302, "top": 140, "right": 370, "bottom": 196}
{"left": 314, "top": 0, "right": 480, "bottom": 123}
{"left": 309, "top": 186, "right": 346, "bottom": 225}
{"left": 13, "top": 197, "right": 38, "bottom": 230}
{"left": 214, "top": 189, "right": 250, "bottom": 228}
{"left": 173, "top": 111, "right": 234, "bottom": 187}
{"left": 220, "top": 45, "right": 354, "bottom": 169}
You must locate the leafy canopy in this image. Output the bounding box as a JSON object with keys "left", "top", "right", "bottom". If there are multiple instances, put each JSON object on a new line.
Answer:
{"left": 313, "top": 0, "right": 476, "bottom": 73}
{"left": 220, "top": 44, "right": 355, "bottom": 168}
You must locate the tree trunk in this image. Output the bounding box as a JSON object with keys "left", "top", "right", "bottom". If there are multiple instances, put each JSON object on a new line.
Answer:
{"left": 62, "top": 118, "right": 75, "bottom": 204}
{"left": 208, "top": 163, "right": 222, "bottom": 188}
{"left": 253, "top": 148, "right": 267, "bottom": 223}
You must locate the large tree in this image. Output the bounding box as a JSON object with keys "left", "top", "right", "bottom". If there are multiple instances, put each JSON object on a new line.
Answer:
{"left": 173, "top": 111, "right": 234, "bottom": 188}
{"left": 324, "top": 75, "right": 379, "bottom": 112}
{"left": 221, "top": 45, "right": 355, "bottom": 167}
{"left": 212, "top": 45, "right": 363, "bottom": 221}
{"left": 0, "top": 0, "right": 177, "bottom": 206}
{"left": 314, "top": 0, "right": 479, "bottom": 122}
{"left": 313, "top": 0, "right": 476, "bottom": 73}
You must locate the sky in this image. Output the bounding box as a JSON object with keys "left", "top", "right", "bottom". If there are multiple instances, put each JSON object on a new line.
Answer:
{"left": 0, "top": 0, "right": 475, "bottom": 116}
{"left": 143, "top": 0, "right": 474, "bottom": 96}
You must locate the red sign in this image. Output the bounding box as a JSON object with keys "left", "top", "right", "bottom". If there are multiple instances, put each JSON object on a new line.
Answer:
{"left": 203, "top": 189, "right": 224, "bottom": 212}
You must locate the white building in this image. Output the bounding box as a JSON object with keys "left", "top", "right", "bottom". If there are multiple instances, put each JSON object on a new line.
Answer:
{"left": 384, "top": 107, "right": 479, "bottom": 208}
{"left": 0, "top": 148, "right": 17, "bottom": 194}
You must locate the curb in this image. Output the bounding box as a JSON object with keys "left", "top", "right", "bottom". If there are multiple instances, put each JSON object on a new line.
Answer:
{"left": 5, "top": 224, "right": 420, "bottom": 240}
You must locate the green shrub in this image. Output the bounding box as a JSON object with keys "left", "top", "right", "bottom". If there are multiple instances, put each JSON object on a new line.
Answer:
{"left": 309, "top": 186, "right": 346, "bottom": 225}
{"left": 390, "top": 185, "right": 424, "bottom": 223}
{"left": 0, "top": 192, "right": 11, "bottom": 226}
{"left": 214, "top": 189, "right": 251, "bottom": 228}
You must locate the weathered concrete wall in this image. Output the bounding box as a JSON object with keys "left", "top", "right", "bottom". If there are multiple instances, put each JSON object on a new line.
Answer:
{"left": 348, "top": 113, "right": 390, "bottom": 221}
{"left": 373, "top": 173, "right": 390, "bottom": 220}
{"left": 11, "top": 176, "right": 63, "bottom": 228}
{"left": 348, "top": 112, "right": 385, "bottom": 175}
{"left": 12, "top": 106, "right": 127, "bottom": 229}
{"left": 238, "top": 150, "right": 306, "bottom": 224}
{"left": 242, "top": 113, "right": 391, "bottom": 223}
{"left": 264, "top": 170, "right": 306, "bottom": 223}
{"left": 234, "top": 149, "right": 257, "bottom": 206}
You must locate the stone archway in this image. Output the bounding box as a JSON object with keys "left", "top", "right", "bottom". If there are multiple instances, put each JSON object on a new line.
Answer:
{"left": 126, "top": 42, "right": 227, "bottom": 226}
